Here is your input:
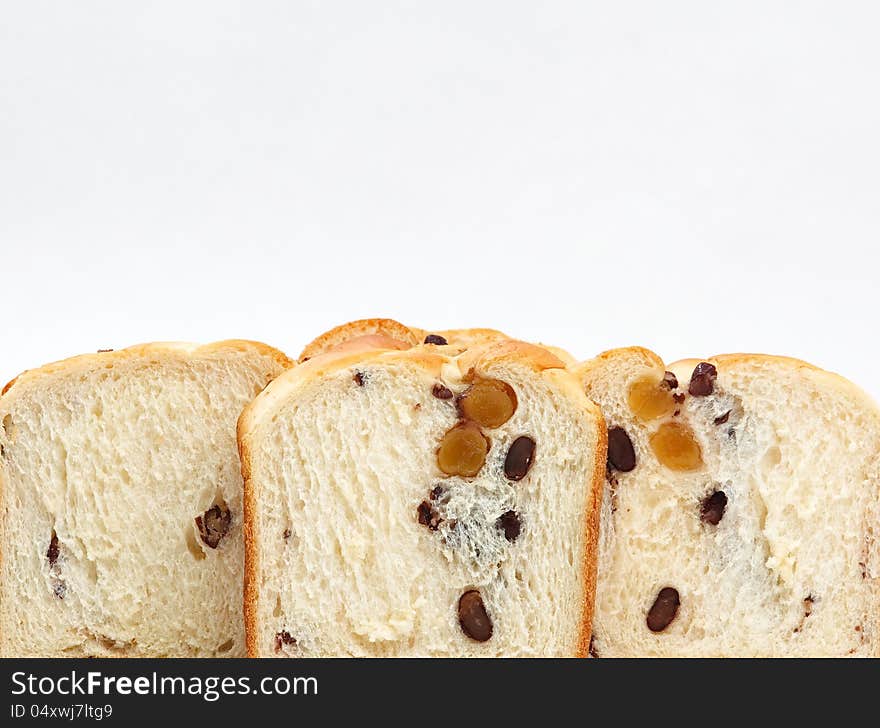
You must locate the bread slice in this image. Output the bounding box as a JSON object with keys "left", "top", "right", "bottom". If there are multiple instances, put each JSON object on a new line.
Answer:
{"left": 240, "top": 326, "right": 605, "bottom": 657}
{"left": 577, "top": 348, "right": 880, "bottom": 657}
{"left": 0, "top": 341, "right": 291, "bottom": 657}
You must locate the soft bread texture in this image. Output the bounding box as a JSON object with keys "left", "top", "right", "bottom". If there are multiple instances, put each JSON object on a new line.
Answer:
{"left": 0, "top": 341, "right": 292, "bottom": 657}
{"left": 578, "top": 348, "right": 880, "bottom": 657}
{"left": 241, "top": 328, "right": 605, "bottom": 657}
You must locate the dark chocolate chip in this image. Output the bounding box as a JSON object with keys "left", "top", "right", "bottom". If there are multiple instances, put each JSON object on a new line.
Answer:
{"left": 647, "top": 587, "right": 680, "bottom": 632}
{"left": 672, "top": 393, "right": 686, "bottom": 404}
{"left": 430, "top": 485, "right": 444, "bottom": 500}
{"left": 424, "top": 334, "right": 448, "bottom": 346}
{"left": 589, "top": 635, "right": 599, "bottom": 658}
{"left": 417, "top": 501, "right": 442, "bottom": 530}
{"left": 504, "top": 436, "right": 536, "bottom": 481}
{"left": 353, "top": 371, "right": 366, "bottom": 387}
{"left": 688, "top": 362, "right": 717, "bottom": 397}
{"left": 458, "top": 590, "right": 493, "bottom": 642}
{"left": 275, "top": 630, "right": 297, "bottom": 651}
{"left": 196, "top": 504, "right": 232, "bottom": 549}
{"left": 714, "top": 410, "right": 730, "bottom": 425}
{"left": 607, "top": 427, "right": 636, "bottom": 472}
{"left": 700, "top": 490, "right": 728, "bottom": 525}
{"left": 47, "top": 531, "right": 59, "bottom": 565}
{"left": 497, "top": 511, "right": 522, "bottom": 542}
{"left": 661, "top": 371, "right": 679, "bottom": 390}
{"left": 282, "top": 528, "right": 291, "bottom": 540}
{"left": 432, "top": 383, "right": 454, "bottom": 400}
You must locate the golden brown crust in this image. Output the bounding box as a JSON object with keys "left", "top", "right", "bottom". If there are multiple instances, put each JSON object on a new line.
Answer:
{"left": 298, "top": 320, "right": 515, "bottom": 364}
{"left": 240, "top": 333, "right": 603, "bottom": 657}
{"left": 430, "top": 327, "right": 510, "bottom": 349}
{"left": 298, "top": 319, "right": 421, "bottom": 362}
{"left": 577, "top": 409, "right": 607, "bottom": 657}
{"left": 240, "top": 430, "right": 260, "bottom": 658}
{"left": 537, "top": 345, "right": 579, "bottom": 368}
{"left": 1, "top": 377, "right": 18, "bottom": 396}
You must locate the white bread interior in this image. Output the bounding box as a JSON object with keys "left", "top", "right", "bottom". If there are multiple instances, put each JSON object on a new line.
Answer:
{"left": 579, "top": 348, "right": 880, "bottom": 657}
{"left": 241, "top": 337, "right": 605, "bottom": 657}
{"left": 0, "top": 341, "right": 291, "bottom": 657}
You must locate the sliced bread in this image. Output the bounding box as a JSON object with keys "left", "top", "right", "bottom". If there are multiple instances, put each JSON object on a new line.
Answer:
{"left": 240, "top": 325, "right": 605, "bottom": 656}
{"left": 0, "top": 341, "right": 291, "bottom": 657}
{"left": 577, "top": 348, "right": 880, "bottom": 657}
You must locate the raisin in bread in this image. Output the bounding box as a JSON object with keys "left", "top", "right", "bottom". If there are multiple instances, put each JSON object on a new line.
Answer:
{"left": 240, "top": 330, "right": 605, "bottom": 656}
{"left": 0, "top": 341, "right": 291, "bottom": 657}
{"left": 577, "top": 348, "right": 880, "bottom": 657}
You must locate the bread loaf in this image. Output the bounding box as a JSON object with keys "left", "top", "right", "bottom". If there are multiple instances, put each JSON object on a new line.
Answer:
{"left": 0, "top": 341, "right": 291, "bottom": 657}
{"left": 577, "top": 348, "right": 880, "bottom": 657}
{"left": 240, "top": 322, "right": 605, "bottom": 656}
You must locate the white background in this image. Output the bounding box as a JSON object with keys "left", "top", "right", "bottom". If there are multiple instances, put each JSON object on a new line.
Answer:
{"left": 2, "top": 2, "right": 878, "bottom": 398}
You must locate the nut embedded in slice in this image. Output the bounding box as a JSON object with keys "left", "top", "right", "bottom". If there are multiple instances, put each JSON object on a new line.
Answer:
{"left": 504, "top": 436, "right": 536, "bottom": 481}
{"left": 647, "top": 587, "right": 680, "bottom": 632}
{"left": 458, "top": 590, "right": 493, "bottom": 642}
{"left": 458, "top": 378, "right": 517, "bottom": 429}
{"left": 627, "top": 375, "right": 677, "bottom": 422}
{"left": 649, "top": 422, "right": 703, "bottom": 472}
{"left": 688, "top": 362, "right": 717, "bottom": 397}
{"left": 607, "top": 426, "right": 637, "bottom": 472}
{"left": 437, "top": 421, "right": 490, "bottom": 477}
